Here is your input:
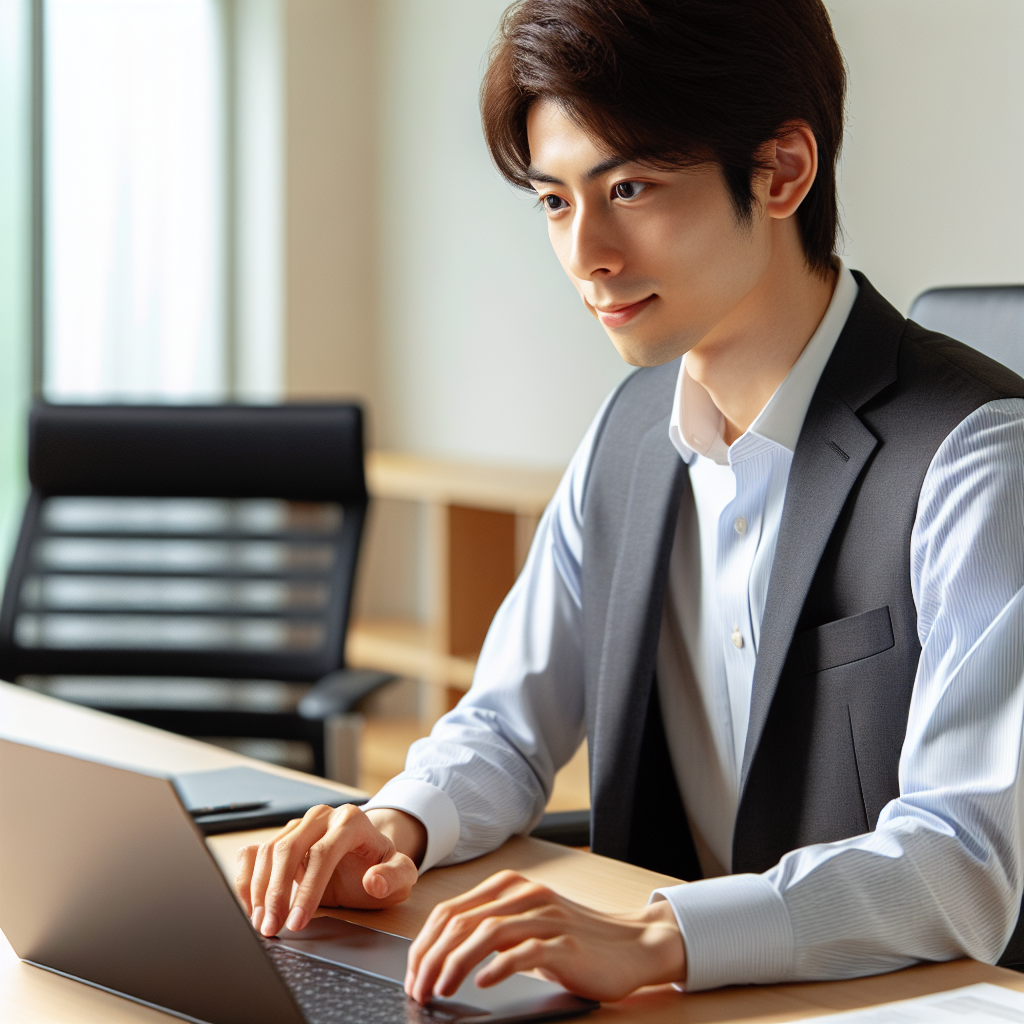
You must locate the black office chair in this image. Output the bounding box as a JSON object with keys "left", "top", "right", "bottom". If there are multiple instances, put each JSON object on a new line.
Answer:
{"left": 0, "top": 403, "right": 394, "bottom": 780}
{"left": 910, "top": 284, "right": 1024, "bottom": 375}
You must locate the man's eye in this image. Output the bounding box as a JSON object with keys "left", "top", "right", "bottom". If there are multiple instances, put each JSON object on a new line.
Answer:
{"left": 543, "top": 194, "right": 569, "bottom": 212}
{"left": 613, "top": 181, "right": 647, "bottom": 200}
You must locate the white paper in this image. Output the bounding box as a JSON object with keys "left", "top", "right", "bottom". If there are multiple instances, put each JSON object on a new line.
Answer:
{"left": 790, "top": 983, "right": 1024, "bottom": 1024}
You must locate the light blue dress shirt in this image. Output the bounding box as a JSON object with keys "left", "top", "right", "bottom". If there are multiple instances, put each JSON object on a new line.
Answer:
{"left": 365, "top": 268, "right": 1024, "bottom": 991}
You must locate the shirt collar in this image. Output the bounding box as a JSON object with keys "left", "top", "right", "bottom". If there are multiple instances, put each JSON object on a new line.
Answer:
{"left": 669, "top": 261, "right": 859, "bottom": 466}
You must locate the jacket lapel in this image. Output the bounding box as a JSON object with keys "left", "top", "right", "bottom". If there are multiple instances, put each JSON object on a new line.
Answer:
{"left": 740, "top": 275, "right": 905, "bottom": 789}
{"left": 590, "top": 419, "right": 687, "bottom": 861}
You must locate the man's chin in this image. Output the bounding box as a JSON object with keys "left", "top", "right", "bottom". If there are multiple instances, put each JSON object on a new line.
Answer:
{"left": 607, "top": 330, "right": 692, "bottom": 369}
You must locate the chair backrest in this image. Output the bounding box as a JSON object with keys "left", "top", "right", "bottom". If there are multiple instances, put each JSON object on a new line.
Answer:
{"left": 909, "top": 284, "right": 1024, "bottom": 377}
{"left": 0, "top": 403, "right": 368, "bottom": 683}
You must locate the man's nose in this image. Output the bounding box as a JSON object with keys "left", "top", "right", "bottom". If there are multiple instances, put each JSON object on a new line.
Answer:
{"left": 567, "top": 206, "right": 625, "bottom": 280}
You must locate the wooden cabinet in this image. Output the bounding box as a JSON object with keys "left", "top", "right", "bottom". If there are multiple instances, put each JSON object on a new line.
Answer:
{"left": 347, "top": 452, "right": 563, "bottom": 724}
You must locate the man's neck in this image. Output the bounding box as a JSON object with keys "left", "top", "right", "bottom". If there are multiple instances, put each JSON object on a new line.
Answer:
{"left": 683, "top": 225, "right": 837, "bottom": 446}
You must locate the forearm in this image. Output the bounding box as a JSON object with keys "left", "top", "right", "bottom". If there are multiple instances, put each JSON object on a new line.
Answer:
{"left": 775, "top": 810, "right": 1020, "bottom": 979}
{"left": 657, "top": 795, "right": 1022, "bottom": 991}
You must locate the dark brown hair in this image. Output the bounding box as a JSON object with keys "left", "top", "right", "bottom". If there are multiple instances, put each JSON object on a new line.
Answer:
{"left": 481, "top": 0, "right": 846, "bottom": 275}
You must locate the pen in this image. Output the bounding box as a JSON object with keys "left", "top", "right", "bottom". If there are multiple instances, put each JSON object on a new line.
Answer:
{"left": 188, "top": 800, "right": 271, "bottom": 817}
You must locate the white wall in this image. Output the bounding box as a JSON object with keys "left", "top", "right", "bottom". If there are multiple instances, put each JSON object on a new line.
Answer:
{"left": 283, "top": 0, "right": 380, "bottom": 408}
{"left": 829, "top": 0, "right": 1024, "bottom": 313}
{"left": 373, "top": 0, "right": 629, "bottom": 469}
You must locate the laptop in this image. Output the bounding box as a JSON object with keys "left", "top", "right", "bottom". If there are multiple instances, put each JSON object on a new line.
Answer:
{"left": 0, "top": 738, "right": 597, "bottom": 1024}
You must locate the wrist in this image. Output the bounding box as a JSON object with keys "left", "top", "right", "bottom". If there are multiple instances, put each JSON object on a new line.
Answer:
{"left": 636, "top": 899, "right": 687, "bottom": 987}
{"left": 365, "top": 807, "right": 428, "bottom": 868}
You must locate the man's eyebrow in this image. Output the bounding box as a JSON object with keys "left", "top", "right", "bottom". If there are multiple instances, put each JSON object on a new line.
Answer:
{"left": 525, "top": 168, "right": 564, "bottom": 185}
{"left": 525, "top": 156, "right": 628, "bottom": 186}
{"left": 584, "top": 156, "right": 627, "bottom": 181}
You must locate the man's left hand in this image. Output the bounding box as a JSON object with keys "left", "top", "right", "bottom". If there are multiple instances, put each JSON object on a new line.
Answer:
{"left": 404, "top": 869, "right": 686, "bottom": 1004}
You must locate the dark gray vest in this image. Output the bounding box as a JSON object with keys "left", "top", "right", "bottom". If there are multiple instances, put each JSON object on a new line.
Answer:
{"left": 580, "top": 274, "right": 1024, "bottom": 960}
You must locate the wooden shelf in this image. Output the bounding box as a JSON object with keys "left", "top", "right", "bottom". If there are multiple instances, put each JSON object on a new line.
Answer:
{"left": 358, "top": 453, "right": 564, "bottom": 723}
{"left": 348, "top": 617, "right": 476, "bottom": 690}
{"left": 366, "top": 451, "right": 562, "bottom": 516}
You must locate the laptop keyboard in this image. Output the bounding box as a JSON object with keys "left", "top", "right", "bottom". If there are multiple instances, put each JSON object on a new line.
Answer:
{"left": 261, "top": 939, "right": 466, "bottom": 1024}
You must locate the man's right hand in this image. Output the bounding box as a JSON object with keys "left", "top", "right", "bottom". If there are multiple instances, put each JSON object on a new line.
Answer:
{"left": 234, "top": 804, "right": 426, "bottom": 936}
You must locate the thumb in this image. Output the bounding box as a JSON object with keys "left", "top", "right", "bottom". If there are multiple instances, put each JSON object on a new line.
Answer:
{"left": 363, "top": 849, "right": 419, "bottom": 902}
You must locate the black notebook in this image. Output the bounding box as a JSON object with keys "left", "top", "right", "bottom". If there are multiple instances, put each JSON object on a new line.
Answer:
{"left": 173, "top": 766, "right": 365, "bottom": 835}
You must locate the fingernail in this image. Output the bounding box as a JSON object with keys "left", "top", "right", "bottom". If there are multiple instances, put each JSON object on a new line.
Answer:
{"left": 261, "top": 911, "right": 277, "bottom": 936}
{"left": 285, "top": 907, "right": 305, "bottom": 932}
{"left": 251, "top": 906, "right": 264, "bottom": 931}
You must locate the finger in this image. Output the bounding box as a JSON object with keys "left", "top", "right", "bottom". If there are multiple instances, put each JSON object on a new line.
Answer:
{"left": 286, "top": 805, "right": 390, "bottom": 931}
{"left": 363, "top": 847, "right": 418, "bottom": 902}
{"left": 409, "top": 875, "right": 555, "bottom": 981}
{"left": 234, "top": 845, "right": 258, "bottom": 915}
{"left": 408, "top": 889, "right": 556, "bottom": 1003}
{"left": 432, "top": 914, "right": 561, "bottom": 1000}
{"left": 475, "top": 937, "right": 558, "bottom": 990}
{"left": 249, "top": 817, "right": 303, "bottom": 919}
{"left": 407, "top": 871, "right": 529, "bottom": 982}
{"left": 262, "top": 808, "right": 333, "bottom": 935}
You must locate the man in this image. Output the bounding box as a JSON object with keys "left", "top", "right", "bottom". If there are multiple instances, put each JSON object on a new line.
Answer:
{"left": 236, "top": 0, "right": 1024, "bottom": 1004}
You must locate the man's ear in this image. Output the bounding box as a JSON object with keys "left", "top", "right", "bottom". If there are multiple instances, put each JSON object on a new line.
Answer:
{"left": 764, "top": 122, "right": 819, "bottom": 221}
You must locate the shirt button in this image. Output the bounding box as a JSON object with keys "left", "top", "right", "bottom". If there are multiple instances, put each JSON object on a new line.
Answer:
{"left": 734, "top": 517, "right": 747, "bottom": 535}
{"left": 731, "top": 624, "right": 744, "bottom": 649}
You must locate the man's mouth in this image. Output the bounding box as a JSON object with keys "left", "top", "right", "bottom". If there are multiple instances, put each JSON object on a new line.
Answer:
{"left": 593, "top": 295, "right": 657, "bottom": 328}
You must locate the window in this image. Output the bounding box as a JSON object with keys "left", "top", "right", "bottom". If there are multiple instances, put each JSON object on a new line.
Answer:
{"left": 43, "top": 0, "right": 226, "bottom": 402}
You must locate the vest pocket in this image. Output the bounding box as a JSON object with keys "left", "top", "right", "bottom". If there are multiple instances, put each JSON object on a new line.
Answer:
{"left": 795, "top": 605, "right": 894, "bottom": 675}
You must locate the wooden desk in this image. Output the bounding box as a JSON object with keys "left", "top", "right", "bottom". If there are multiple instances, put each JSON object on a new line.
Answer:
{"left": 3, "top": 681, "right": 1023, "bottom": 1023}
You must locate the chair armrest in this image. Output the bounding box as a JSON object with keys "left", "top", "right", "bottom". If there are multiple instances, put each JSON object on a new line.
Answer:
{"left": 297, "top": 669, "right": 396, "bottom": 720}
{"left": 529, "top": 809, "right": 591, "bottom": 847}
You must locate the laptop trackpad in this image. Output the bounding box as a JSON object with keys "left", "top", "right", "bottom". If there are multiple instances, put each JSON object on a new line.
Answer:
{"left": 274, "top": 916, "right": 594, "bottom": 1020}
{"left": 277, "top": 917, "right": 410, "bottom": 982}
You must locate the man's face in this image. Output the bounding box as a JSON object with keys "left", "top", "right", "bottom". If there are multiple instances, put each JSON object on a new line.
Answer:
{"left": 526, "top": 99, "right": 774, "bottom": 367}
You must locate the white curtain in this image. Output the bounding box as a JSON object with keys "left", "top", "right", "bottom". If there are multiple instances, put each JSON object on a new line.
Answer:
{"left": 43, "top": 0, "right": 225, "bottom": 402}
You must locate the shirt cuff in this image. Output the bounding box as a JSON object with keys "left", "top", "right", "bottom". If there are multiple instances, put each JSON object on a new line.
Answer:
{"left": 650, "top": 873, "right": 795, "bottom": 991}
{"left": 362, "top": 778, "right": 460, "bottom": 874}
